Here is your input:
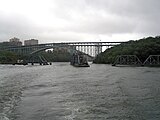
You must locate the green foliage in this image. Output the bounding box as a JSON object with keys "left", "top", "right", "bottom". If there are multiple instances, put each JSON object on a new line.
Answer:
{"left": 93, "top": 36, "right": 160, "bottom": 64}
{"left": 0, "top": 51, "right": 18, "bottom": 64}
{"left": 0, "top": 49, "right": 71, "bottom": 64}
{"left": 39, "top": 50, "right": 71, "bottom": 62}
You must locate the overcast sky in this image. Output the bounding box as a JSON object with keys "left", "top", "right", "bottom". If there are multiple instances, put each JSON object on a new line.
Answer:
{"left": 0, "top": 0, "right": 160, "bottom": 43}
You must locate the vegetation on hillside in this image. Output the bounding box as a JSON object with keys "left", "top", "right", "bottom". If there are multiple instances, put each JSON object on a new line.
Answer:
{"left": 40, "top": 50, "right": 71, "bottom": 62}
{"left": 0, "top": 51, "right": 18, "bottom": 64}
{"left": 93, "top": 36, "right": 160, "bottom": 64}
{"left": 0, "top": 50, "right": 71, "bottom": 64}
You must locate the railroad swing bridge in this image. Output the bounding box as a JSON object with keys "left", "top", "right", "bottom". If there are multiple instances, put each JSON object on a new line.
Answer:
{"left": 143, "top": 55, "right": 160, "bottom": 66}
{"left": 112, "top": 55, "right": 143, "bottom": 66}
{"left": 112, "top": 55, "right": 160, "bottom": 66}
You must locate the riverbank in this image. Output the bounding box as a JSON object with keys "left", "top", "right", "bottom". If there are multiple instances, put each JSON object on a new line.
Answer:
{"left": 93, "top": 36, "right": 160, "bottom": 64}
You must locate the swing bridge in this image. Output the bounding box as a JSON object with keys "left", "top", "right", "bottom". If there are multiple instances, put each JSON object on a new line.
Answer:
{"left": 112, "top": 55, "right": 160, "bottom": 66}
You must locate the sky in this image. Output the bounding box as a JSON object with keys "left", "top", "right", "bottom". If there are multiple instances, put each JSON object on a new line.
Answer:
{"left": 0, "top": 0, "right": 160, "bottom": 44}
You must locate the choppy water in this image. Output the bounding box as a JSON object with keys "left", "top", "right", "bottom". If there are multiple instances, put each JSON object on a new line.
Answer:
{"left": 0, "top": 63, "right": 160, "bottom": 120}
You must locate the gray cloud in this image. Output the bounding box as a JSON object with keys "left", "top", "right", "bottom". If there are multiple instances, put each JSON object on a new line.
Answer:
{"left": 71, "top": 0, "right": 160, "bottom": 34}
{"left": 0, "top": 0, "right": 160, "bottom": 43}
{"left": 0, "top": 13, "right": 38, "bottom": 40}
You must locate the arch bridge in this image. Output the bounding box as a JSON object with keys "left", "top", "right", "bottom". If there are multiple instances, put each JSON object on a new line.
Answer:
{"left": 0, "top": 41, "right": 124, "bottom": 57}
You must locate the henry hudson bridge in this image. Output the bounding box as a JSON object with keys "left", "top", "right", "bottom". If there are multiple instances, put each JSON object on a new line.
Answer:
{"left": 0, "top": 41, "right": 124, "bottom": 57}
{"left": 0, "top": 41, "right": 126, "bottom": 64}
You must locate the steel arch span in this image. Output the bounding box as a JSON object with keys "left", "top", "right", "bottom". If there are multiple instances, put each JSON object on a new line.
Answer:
{"left": 0, "top": 41, "right": 124, "bottom": 57}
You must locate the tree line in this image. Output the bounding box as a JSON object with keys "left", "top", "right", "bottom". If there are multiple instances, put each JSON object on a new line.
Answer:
{"left": 0, "top": 50, "right": 71, "bottom": 64}
{"left": 93, "top": 36, "right": 160, "bottom": 64}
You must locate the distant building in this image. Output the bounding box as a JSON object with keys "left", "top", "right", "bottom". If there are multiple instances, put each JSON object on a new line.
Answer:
{"left": 9, "top": 37, "right": 22, "bottom": 46}
{"left": 9, "top": 37, "right": 20, "bottom": 42}
{"left": 0, "top": 42, "right": 10, "bottom": 46}
{"left": 24, "top": 39, "right": 38, "bottom": 46}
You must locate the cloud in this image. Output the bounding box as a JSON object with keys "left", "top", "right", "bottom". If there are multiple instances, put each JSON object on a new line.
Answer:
{"left": 0, "top": 0, "right": 160, "bottom": 43}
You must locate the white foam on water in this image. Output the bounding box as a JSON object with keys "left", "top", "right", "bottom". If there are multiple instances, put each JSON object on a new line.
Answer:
{"left": 0, "top": 113, "right": 10, "bottom": 120}
{"left": 65, "top": 108, "right": 79, "bottom": 120}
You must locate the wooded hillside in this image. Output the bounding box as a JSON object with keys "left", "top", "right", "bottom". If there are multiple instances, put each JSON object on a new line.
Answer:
{"left": 93, "top": 36, "right": 160, "bottom": 64}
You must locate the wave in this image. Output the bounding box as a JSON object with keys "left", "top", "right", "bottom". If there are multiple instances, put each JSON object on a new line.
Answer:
{"left": 0, "top": 113, "right": 10, "bottom": 120}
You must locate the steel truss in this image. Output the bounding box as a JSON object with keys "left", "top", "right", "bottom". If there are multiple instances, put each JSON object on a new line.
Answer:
{"left": 143, "top": 55, "right": 160, "bottom": 65}
{"left": 112, "top": 55, "right": 142, "bottom": 66}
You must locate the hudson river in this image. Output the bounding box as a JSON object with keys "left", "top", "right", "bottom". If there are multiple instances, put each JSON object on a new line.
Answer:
{"left": 0, "top": 63, "right": 160, "bottom": 120}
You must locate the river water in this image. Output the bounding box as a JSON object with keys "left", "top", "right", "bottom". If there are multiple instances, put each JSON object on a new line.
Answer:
{"left": 0, "top": 63, "right": 160, "bottom": 120}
